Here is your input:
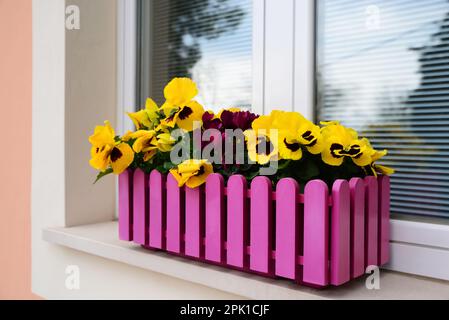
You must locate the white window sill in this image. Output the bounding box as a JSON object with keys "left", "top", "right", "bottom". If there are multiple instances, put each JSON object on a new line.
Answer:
{"left": 42, "top": 221, "right": 449, "bottom": 300}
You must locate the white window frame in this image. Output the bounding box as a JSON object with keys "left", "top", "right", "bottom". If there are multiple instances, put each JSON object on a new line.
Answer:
{"left": 117, "top": 0, "right": 449, "bottom": 281}
{"left": 117, "top": 0, "right": 138, "bottom": 135}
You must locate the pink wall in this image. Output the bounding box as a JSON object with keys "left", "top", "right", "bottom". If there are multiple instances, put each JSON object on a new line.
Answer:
{"left": 0, "top": 0, "right": 38, "bottom": 299}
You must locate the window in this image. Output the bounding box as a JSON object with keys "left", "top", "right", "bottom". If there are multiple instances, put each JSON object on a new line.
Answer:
{"left": 115, "top": 0, "right": 449, "bottom": 280}
{"left": 317, "top": 0, "right": 449, "bottom": 218}
{"left": 136, "top": 0, "right": 253, "bottom": 112}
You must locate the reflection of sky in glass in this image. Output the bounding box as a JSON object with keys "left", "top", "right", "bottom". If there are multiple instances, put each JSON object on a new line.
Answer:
{"left": 149, "top": 0, "right": 252, "bottom": 112}
{"left": 319, "top": 0, "right": 448, "bottom": 126}
{"left": 191, "top": 0, "right": 252, "bottom": 111}
{"left": 318, "top": 0, "right": 449, "bottom": 218}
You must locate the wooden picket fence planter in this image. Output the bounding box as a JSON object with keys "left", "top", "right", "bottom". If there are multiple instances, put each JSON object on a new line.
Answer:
{"left": 118, "top": 169, "right": 390, "bottom": 288}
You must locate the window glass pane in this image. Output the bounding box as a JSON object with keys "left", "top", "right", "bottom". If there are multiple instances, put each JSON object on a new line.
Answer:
{"left": 141, "top": 0, "right": 252, "bottom": 112}
{"left": 317, "top": 0, "right": 449, "bottom": 218}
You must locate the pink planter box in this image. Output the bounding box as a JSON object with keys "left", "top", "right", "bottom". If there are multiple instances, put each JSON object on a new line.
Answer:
{"left": 118, "top": 169, "right": 390, "bottom": 288}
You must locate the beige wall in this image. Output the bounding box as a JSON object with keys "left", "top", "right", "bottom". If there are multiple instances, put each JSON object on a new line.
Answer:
{"left": 0, "top": 0, "right": 39, "bottom": 299}
{"left": 65, "top": 0, "right": 117, "bottom": 227}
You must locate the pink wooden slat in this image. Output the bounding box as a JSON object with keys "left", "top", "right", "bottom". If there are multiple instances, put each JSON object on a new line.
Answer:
{"left": 365, "top": 176, "right": 379, "bottom": 267}
{"left": 275, "top": 178, "right": 299, "bottom": 280}
{"left": 349, "top": 178, "right": 365, "bottom": 278}
{"left": 118, "top": 170, "right": 133, "bottom": 241}
{"left": 205, "top": 174, "right": 225, "bottom": 263}
{"left": 378, "top": 175, "right": 391, "bottom": 266}
{"left": 166, "top": 174, "right": 182, "bottom": 254}
{"left": 133, "top": 169, "right": 148, "bottom": 245}
{"left": 185, "top": 186, "right": 203, "bottom": 258}
{"left": 303, "top": 180, "right": 329, "bottom": 286}
{"left": 226, "top": 175, "right": 247, "bottom": 268}
{"left": 330, "top": 180, "right": 351, "bottom": 285}
{"left": 249, "top": 176, "right": 273, "bottom": 274}
{"left": 149, "top": 170, "right": 165, "bottom": 249}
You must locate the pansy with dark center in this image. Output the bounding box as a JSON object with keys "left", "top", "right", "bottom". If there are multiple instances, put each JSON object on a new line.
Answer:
{"left": 330, "top": 143, "right": 362, "bottom": 158}
{"left": 169, "top": 159, "right": 214, "bottom": 188}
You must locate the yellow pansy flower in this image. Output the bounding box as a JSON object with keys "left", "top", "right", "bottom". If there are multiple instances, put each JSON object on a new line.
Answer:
{"left": 320, "top": 123, "right": 374, "bottom": 167}
{"left": 164, "top": 77, "right": 198, "bottom": 106}
{"left": 169, "top": 159, "right": 214, "bottom": 188}
{"left": 271, "top": 111, "right": 324, "bottom": 158}
{"left": 127, "top": 98, "right": 160, "bottom": 130}
{"left": 161, "top": 100, "right": 204, "bottom": 132}
{"left": 132, "top": 130, "right": 158, "bottom": 162}
{"left": 89, "top": 121, "right": 134, "bottom": 174}
{"left": 244, "top": 130, "right": 278, "bottom": 165}
{"left": 244, "top": 111, "right": 282, "bottom": 164}
{"left": 89, "top": 120, "right": 116, "bottom": 147}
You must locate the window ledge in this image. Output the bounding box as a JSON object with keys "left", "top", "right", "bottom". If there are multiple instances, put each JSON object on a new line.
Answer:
{"left": 42, "top": 222, "right": 449, "bottom": 300}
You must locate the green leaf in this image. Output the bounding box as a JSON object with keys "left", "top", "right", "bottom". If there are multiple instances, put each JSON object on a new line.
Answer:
{"left": 94, "top": 168, "right": 113, "bottom": 184}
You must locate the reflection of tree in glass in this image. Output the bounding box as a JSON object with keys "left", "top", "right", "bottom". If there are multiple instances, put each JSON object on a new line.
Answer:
{"left": 151, "top": 0, "right": 245, "bottom": 104}
{"left": 407, "top": 11, "right": 449, "bottom": 124}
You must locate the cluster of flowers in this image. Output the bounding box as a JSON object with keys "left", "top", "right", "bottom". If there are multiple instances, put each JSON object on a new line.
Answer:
{"left": 89, "top": 78, "right": 393, "bottom": 188}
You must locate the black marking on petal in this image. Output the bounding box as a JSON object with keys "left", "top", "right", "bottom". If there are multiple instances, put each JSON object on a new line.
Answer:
{"left": 195, "top": 165, "right": 205, "bottom": 176}
{"left": 110, "top": 147, "right": 123, "bottom": 162}
{"left": 340, "top": 145, "right": 361, "bottom": 156}
{"left": 302, "top": 130, "right": 314, "bottom": 142}
{"left": 306, "top": 139, "right": 317, "bottom": 147}
{"left": 284, "top": 139, "right": 301, "bottom": 152}
{"left": 178, "top": 106, "right": 193, "bottom": 120}
{"left": 330, "top": 143, "right": 344, "bottom": 158}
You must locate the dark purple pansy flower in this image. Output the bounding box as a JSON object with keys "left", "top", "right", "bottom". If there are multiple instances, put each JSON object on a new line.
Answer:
{"left": 220, "top": 110, "right": 259, "bottom": 131}
{"left": 202, "top": 111, "right": 223, "bottom": 131}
